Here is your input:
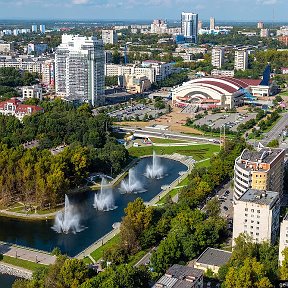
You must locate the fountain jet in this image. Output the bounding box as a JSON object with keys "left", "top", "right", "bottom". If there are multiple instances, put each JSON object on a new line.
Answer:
{"left": 52, "top": 195, "right": 84, "bottom": 234}
{"left": 93, "top": 178, "right": 117, "bottom": 211}
{"left": 120, "top": 169, "right": 145, "bottom": 193}
{"left": 145, "top": 151, "right": 164, "bottom": 179}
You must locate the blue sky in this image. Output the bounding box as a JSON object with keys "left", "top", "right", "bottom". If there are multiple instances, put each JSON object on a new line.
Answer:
{"left": 0, "top": 0, "right": 287, "bottom": 21}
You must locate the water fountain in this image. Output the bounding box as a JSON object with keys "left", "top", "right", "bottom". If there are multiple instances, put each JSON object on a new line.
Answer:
{"left": 145, "top": 151, "right": 164, "bottom": 179}
{"left": 120, "top": 169, "right": 145, "bottom": 194}
{"left": 52, "top": 195, "right": 83, "bottom": 234}
{"left": 93, "top": 178, "right": 117, "bottom": 211}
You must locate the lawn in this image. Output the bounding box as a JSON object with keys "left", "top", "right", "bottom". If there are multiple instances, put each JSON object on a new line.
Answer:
{"left": 90, "top": 234, "right": 121, "bottom": 262}
{"left": 157, "top": 188, "right": 179, "bottom": 204}
{"left": 128, "top": 144, "right": 219, "bottom": 161}
{"left": 1, "top": 255, "right": 46, "bottom": 271}
{"left": 128, "top": 250, "right": 148, "bottom": 266}
{"left": 157, "top": 174, "right": 191, "bottom": 204}
{"left": 194, "top": 159, "right": 211, "bottom": 168}
{"left": 263, "top": 114, "right": 282, "bottom": 133}
{"left": 149, "top": 137, "right": 185, "bottom": 144}
{"left": 83, "top": 257, "right": 93, "bottom": 265}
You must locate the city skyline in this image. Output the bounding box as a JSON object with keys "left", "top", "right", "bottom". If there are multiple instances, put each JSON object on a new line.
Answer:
{"left": 0, "top": 0, "right": 287, "bottom": 22}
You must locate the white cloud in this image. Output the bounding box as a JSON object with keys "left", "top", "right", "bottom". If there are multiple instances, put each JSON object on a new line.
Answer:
{"left": 72, "top": 0, "right": 90, "bottom": 4}
{"left": 257, "top": 0, "right": 278, "bottom": 4}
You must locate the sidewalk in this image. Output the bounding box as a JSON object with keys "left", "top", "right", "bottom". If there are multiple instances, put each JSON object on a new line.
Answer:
{"left": 0, "top": 242, "right": 56, "bottom": 265}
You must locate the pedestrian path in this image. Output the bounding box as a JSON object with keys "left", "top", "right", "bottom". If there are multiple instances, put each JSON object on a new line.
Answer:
{"left": 0, "top": 242, "right": 56, "bottom": 265}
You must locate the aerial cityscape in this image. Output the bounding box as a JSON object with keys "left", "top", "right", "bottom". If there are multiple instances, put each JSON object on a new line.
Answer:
{"left": 0, "top": 1, "right": 287, "bottom": 288}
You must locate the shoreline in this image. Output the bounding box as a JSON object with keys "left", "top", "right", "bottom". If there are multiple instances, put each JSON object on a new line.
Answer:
{"left": 0, "top": 262, "right": 32, "bottom": 280}
{"left": 0, "top": 158, "right": 139, "bottom": 221}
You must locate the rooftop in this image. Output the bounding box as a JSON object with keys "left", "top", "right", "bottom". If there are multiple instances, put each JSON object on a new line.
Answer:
{"left": 195, "top": 247, "right": 232, "bottom": 267}
{"left": 153, "top": 264, "right": 203, "bottom": 288}
{"left": 237, "top": 148, "right": 285, "bottom": 170}
{"left": 238, "top": 189, "right": 279, "bottom": 206}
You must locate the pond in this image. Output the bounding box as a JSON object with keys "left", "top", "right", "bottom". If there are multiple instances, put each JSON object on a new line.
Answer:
{"left": 0, "top": 157, "right": 187, "bottom": 257}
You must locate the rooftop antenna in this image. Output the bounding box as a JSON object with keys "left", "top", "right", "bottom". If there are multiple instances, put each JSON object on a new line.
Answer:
{"left": 272, "top": 8, "right": 275, "bottom": 30}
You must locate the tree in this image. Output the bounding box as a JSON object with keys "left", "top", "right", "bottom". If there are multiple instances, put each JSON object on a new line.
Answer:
{"left": 267, "top": 139, "right": 279, "bottom": 148}
{"left": 204, "top": 198, "right": 221, "bottom": 218}
{"left": 59, "top": 258, "right": 90, "bottom": 288}
{"left": 223, "top": 257, "right": 273, "bottom": 288}
{"left": 80, "top": 264, "right": 151, "bottom": 288}
{"left": 280, "top": 247, "right": 288, "bottom": 280}
{"left": 120, "top": 198, "right": 153, "bottom": 253}
{"left": 150, "top": 233, "right": 182, "bottom": 274}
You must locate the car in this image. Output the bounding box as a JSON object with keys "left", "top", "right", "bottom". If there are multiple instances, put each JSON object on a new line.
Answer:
{"left": 223, "top": 206, "right": 228, "bottom": 211}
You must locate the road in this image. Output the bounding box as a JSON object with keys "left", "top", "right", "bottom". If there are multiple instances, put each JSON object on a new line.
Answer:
{"left": 250, "top": 112, "right": 288, "bottom": 146}
{"left": 134, "top": 249, "right": 155, "bottom": 267}
{"left": 117, "top": 126, "right": 219, "bottom": 144}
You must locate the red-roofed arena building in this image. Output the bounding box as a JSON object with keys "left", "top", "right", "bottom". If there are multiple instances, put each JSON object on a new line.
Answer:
{"left": 171, "top": 76, "right": 273, "bottom": 109}
{"left": 0, "top": 98, "right": 43, "bottom": 121}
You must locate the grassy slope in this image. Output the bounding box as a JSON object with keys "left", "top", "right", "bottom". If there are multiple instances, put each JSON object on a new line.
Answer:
{"left": 1, "top": 255, "right": 46, "bottom": 271}
{"left": 128, "top": 144, "right": 219, "bottom": 161}
{"left": 90, "top": 234, "right": 121, "bottom": 262}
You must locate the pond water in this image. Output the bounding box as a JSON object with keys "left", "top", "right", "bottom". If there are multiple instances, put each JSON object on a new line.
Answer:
{"left": 0, "top": 274, "right": 18, "bottom": 288}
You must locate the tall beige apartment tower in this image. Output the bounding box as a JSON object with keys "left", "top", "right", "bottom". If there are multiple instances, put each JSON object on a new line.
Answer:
{"left": 233, "top": 148, "right": 285, "bottom": 200}
{"left": 210, "top": 17, "right": 215, "bottom": 30}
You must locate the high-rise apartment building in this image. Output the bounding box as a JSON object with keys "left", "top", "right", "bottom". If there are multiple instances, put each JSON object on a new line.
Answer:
{"left": 279, "top": 214, "right": 288, "bottom": 265}
{"left": 198, "top": 20, "right": 203, "bottom": 30}
{"left": 210, "top": 17, "right": 215, "bottom": 30}
{"left": 150, "top": 19, "right": 168, "bottom": 34}
{"left": 257, "top": 21, "right": 264, "bottom": 29}
{"left": 41, "top": 59, "right": 55, "bottom": 89}
{"left": 181, "top": 12, "right": 198, "bottom": 43}
{"left": 233, "top": 148, "right": 285, "bottom": 200}
{"left": 211, "top": 47, "right": 224, "bottom": 68}
{"left": 39, "top": 24, "right": 46, "bottom": 34}
{"left": 55, "top": 35, "right": 105, "bottom": 106}
{"left": 260, "top": 28, "right": 269, "bottom": 38}
{"left": 234, "top": 49, "right": 248, "bottom": 71}
{"left": 31, "top": 25, "right": 37, "bottom": 33}
{"left": 233, "top": 189, "right": 280, "bottom": 245}
{"left": 102, "top": 30, "right": 118, "bottom": 45}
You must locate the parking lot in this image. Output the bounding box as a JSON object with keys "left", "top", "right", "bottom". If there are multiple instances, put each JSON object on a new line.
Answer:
{"left": 108, "top": 103, "right": 167, "bottom": 121}
{"left": 194, "top": 112, "right": 257, "bottom": 132}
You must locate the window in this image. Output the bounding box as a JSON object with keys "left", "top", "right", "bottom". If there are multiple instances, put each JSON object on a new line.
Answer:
{"left": 251, "top": 220, "right": 254, "bottom": 223}
{"left": 256, "top": 227, "right": 259, "bottom": 230}
{"left": 251, "top": 226, "right": 254, "bottom": 229}
{"left": 256, "top": 232, "right": 259, "bottom": 236}
{"left": 251, "top": 214, "right": 254, "bottom": 218}
{"left": 245, "top": 213, "right": 248, "bottom": 217}
{"left": 257, "top": 215, "right": 260, "bottom": 218}
{"left": 251, "top": 209, "right": 254, "bottom": 212}
{"left": 245, "top": 208, "right": 248, "bottom": 211}
{"left": 251, "top": 232, "right": 253, "bottom": 235}
{"left": 257, "top": 210, "right": 260, "bottom": 213}
{"left": 257, "top": 221, "right": 260, "bottom": 224}
{"left": 244, "top": 225, "right": 247, "bottom": 228}
{"left": 245, "top": 219, "right": 247, "bottom": 223}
